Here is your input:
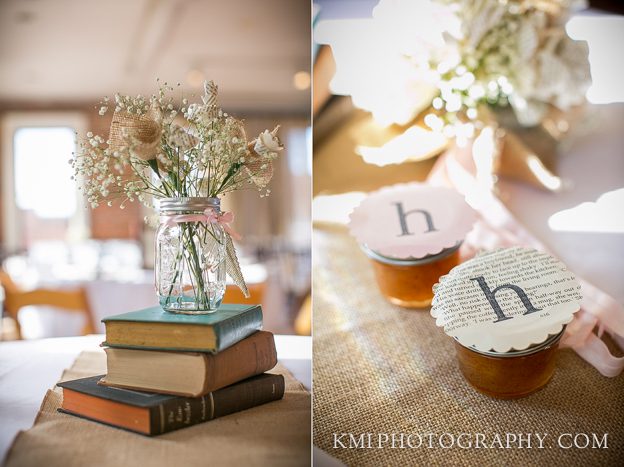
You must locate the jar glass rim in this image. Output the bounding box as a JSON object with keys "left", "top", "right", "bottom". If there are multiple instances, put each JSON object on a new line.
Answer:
{"left": 455, "top": 328, "right": 566, "bottom": 358}
{"left": 361, "top": 242, "right": 461, "bottom": 266}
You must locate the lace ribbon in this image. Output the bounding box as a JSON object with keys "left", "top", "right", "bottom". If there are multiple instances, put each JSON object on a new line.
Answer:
{"left": 160, "top": 208, "right": 249, "bottom": 297}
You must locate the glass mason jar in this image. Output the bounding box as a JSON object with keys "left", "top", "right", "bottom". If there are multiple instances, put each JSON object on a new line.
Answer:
{"left": 361, "top": 243, "right": 461, "bottom": 309}
{"left": 155, "top": 197, "right": 227, "bottom": 314}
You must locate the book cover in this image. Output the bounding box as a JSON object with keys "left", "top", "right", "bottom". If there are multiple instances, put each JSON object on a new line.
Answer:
{"left": 58, "top": 373, "right": 285, "bottom": 436}
{"left": 100, "top": 331, "right": 278, "bottom": 396}
{"left": 102, "top": 304, "right": 263, "bottom": 352}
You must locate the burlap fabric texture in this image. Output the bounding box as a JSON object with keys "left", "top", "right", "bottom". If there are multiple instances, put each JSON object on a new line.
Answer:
{"left": 313, "top": 227, "right": 624, "bottom": 467}
{"left": 4, "top": 351, "right": 310, "bottom": 467}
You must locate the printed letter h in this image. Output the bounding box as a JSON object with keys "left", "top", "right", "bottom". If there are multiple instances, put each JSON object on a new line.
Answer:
{"left": 470, "top": 276, "right": 541, "bottom": 323}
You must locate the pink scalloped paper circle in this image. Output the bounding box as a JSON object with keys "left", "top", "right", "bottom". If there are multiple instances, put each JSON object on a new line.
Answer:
{"left": 348, "top": 183, "right": 477, "bottom": 259}
{"left": 431, "top": 247, "right": 582, "bottom": 353}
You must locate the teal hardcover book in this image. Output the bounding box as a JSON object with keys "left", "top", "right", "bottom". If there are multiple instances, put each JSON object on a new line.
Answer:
{"left": 102, "top": 304, "right": 263, "bottom": 353}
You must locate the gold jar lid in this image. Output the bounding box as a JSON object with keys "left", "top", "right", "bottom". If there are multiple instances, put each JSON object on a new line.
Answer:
{"left": 456, "top": 328, "right": 565, "bottom": 358}
{"left": 360, "top": 242, "right": 461, "bottom": 266}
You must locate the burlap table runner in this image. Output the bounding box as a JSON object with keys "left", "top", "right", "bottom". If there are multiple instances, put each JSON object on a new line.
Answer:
{"left": 4, "top": 351, "right": 310, "bottom": 467}
{"left": 313, "top": 227, "right": 624, "bottom": 466}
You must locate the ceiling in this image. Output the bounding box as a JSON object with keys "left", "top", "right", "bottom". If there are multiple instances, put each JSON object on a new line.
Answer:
{"left": 0, "top": 0, "right": 311, "bottom": 114}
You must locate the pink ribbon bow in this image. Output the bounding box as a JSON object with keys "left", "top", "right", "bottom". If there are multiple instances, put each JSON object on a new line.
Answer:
{"left": 161, "top": 208, "right": 242, "bottom": 241}
{"left": 203, "top": 208, "right": 242, "bottom": 241}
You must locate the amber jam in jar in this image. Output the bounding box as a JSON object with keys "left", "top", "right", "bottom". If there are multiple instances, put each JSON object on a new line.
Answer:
{"left": 362, "top": 243, "right": 461, "bottom": 308}
{"left": 454, "top": 330, "right": 564, "bottom": 399}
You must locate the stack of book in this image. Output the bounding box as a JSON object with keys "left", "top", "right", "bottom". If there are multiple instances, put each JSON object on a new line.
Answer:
{"left": 58, "top": 304, "right": 284, "bottom": 436}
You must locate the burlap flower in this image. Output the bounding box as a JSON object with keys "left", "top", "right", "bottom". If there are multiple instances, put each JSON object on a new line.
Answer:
{"left": 244, "top": 126, "right": 282, "bottom": 188}
{"left": 109, "top": 103, "right": 163, "bottom": 160}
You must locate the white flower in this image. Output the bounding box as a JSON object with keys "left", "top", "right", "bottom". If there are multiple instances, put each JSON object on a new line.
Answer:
{"left": 320, "top": 0, "right": 590, "bottom": 130}
{"left": 255, "top": 127, "right": 283, "bottom": 154}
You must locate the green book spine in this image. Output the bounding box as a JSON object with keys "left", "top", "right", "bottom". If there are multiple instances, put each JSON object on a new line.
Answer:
{"left": 214, "top": 306, "right": 263, "bottom": 351}
{"left": 101, "top": 304, "right": 264, "bottom": 352}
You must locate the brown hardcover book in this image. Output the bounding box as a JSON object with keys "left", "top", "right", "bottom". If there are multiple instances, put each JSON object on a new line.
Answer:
{"left": 100, "top": 331, "right": 277, "bottom": 397}
{"left": 58, "top": 373, "right": 285, "bottom": 436}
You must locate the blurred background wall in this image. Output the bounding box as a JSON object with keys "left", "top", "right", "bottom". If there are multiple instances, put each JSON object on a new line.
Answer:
{"left": 0, "top": 0, "right": 311, "bottom": 338}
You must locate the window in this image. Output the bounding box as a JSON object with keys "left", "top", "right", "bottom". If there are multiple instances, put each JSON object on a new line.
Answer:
{"left": 286, "top": 127, "right": 312, "bottom": 176}
{"left": 1, "top": 112, "right": 88, "bottom": 251}
{"left": 14, "top": 127, "right": 77, "bottom": 218}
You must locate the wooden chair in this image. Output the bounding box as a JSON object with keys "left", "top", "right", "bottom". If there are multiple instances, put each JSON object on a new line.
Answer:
{"left": 294, "top": 294, "right": 311, "bottom": 336}
{"left": 223, "top": 281, "right": 266, "bottom": 306}
{"left": 0, "top": 270, "right": 95, "bottom": 340}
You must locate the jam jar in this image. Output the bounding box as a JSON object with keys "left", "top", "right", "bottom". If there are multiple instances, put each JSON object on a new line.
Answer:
{"left": 348, "top": 183, "right": 477, "bottom": 309}
{"left": 362, "top": 243, "right": 461, "bottom": 308}
{"left": 430, "top": 247, "right": 582, "bottom": 399}
{"left": 454, "top": 330, "right": 564, "bottom": 399}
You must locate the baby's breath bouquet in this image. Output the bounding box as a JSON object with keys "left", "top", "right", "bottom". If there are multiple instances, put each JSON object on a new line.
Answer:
{"left": 72, "top": 80, "right": 283, "bottom": 312}
{"left": 426, "top": 0, "right": 590, "bottom": 134}
{"left": 328, "top": 0, "right": 590, "bottom": 137}
{"left": 322, "top": 0, "right": 590, "bottom": 189}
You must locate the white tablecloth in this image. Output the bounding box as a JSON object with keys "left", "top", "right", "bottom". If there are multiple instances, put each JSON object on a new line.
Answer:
{"left": 0, "top": 334, "right": 311, "bottom": 461}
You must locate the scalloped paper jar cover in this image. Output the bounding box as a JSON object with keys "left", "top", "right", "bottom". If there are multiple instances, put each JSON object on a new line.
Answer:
{"left": 348, "top": 183, "right": 477, "bottom": 308}
{"left": 431, "top": 247, "right": 582, "bottom": 353}
{"left": 348, "top": 183, "right": 478, "bottom": 260}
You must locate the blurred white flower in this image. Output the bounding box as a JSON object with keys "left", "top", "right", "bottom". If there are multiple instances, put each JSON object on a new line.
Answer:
{"left": 317, "top": 0, "right": 591, "bottom": 129}
{"left": 256, "top": 128, "right": 283, "bottom": 154}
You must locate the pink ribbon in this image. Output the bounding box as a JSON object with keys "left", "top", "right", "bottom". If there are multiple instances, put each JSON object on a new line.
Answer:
{"left": 427, "top": 143, "right": 624, "bottom": 377}
{"left": 161, "top": 208, "right": 242, "bottom": 241}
